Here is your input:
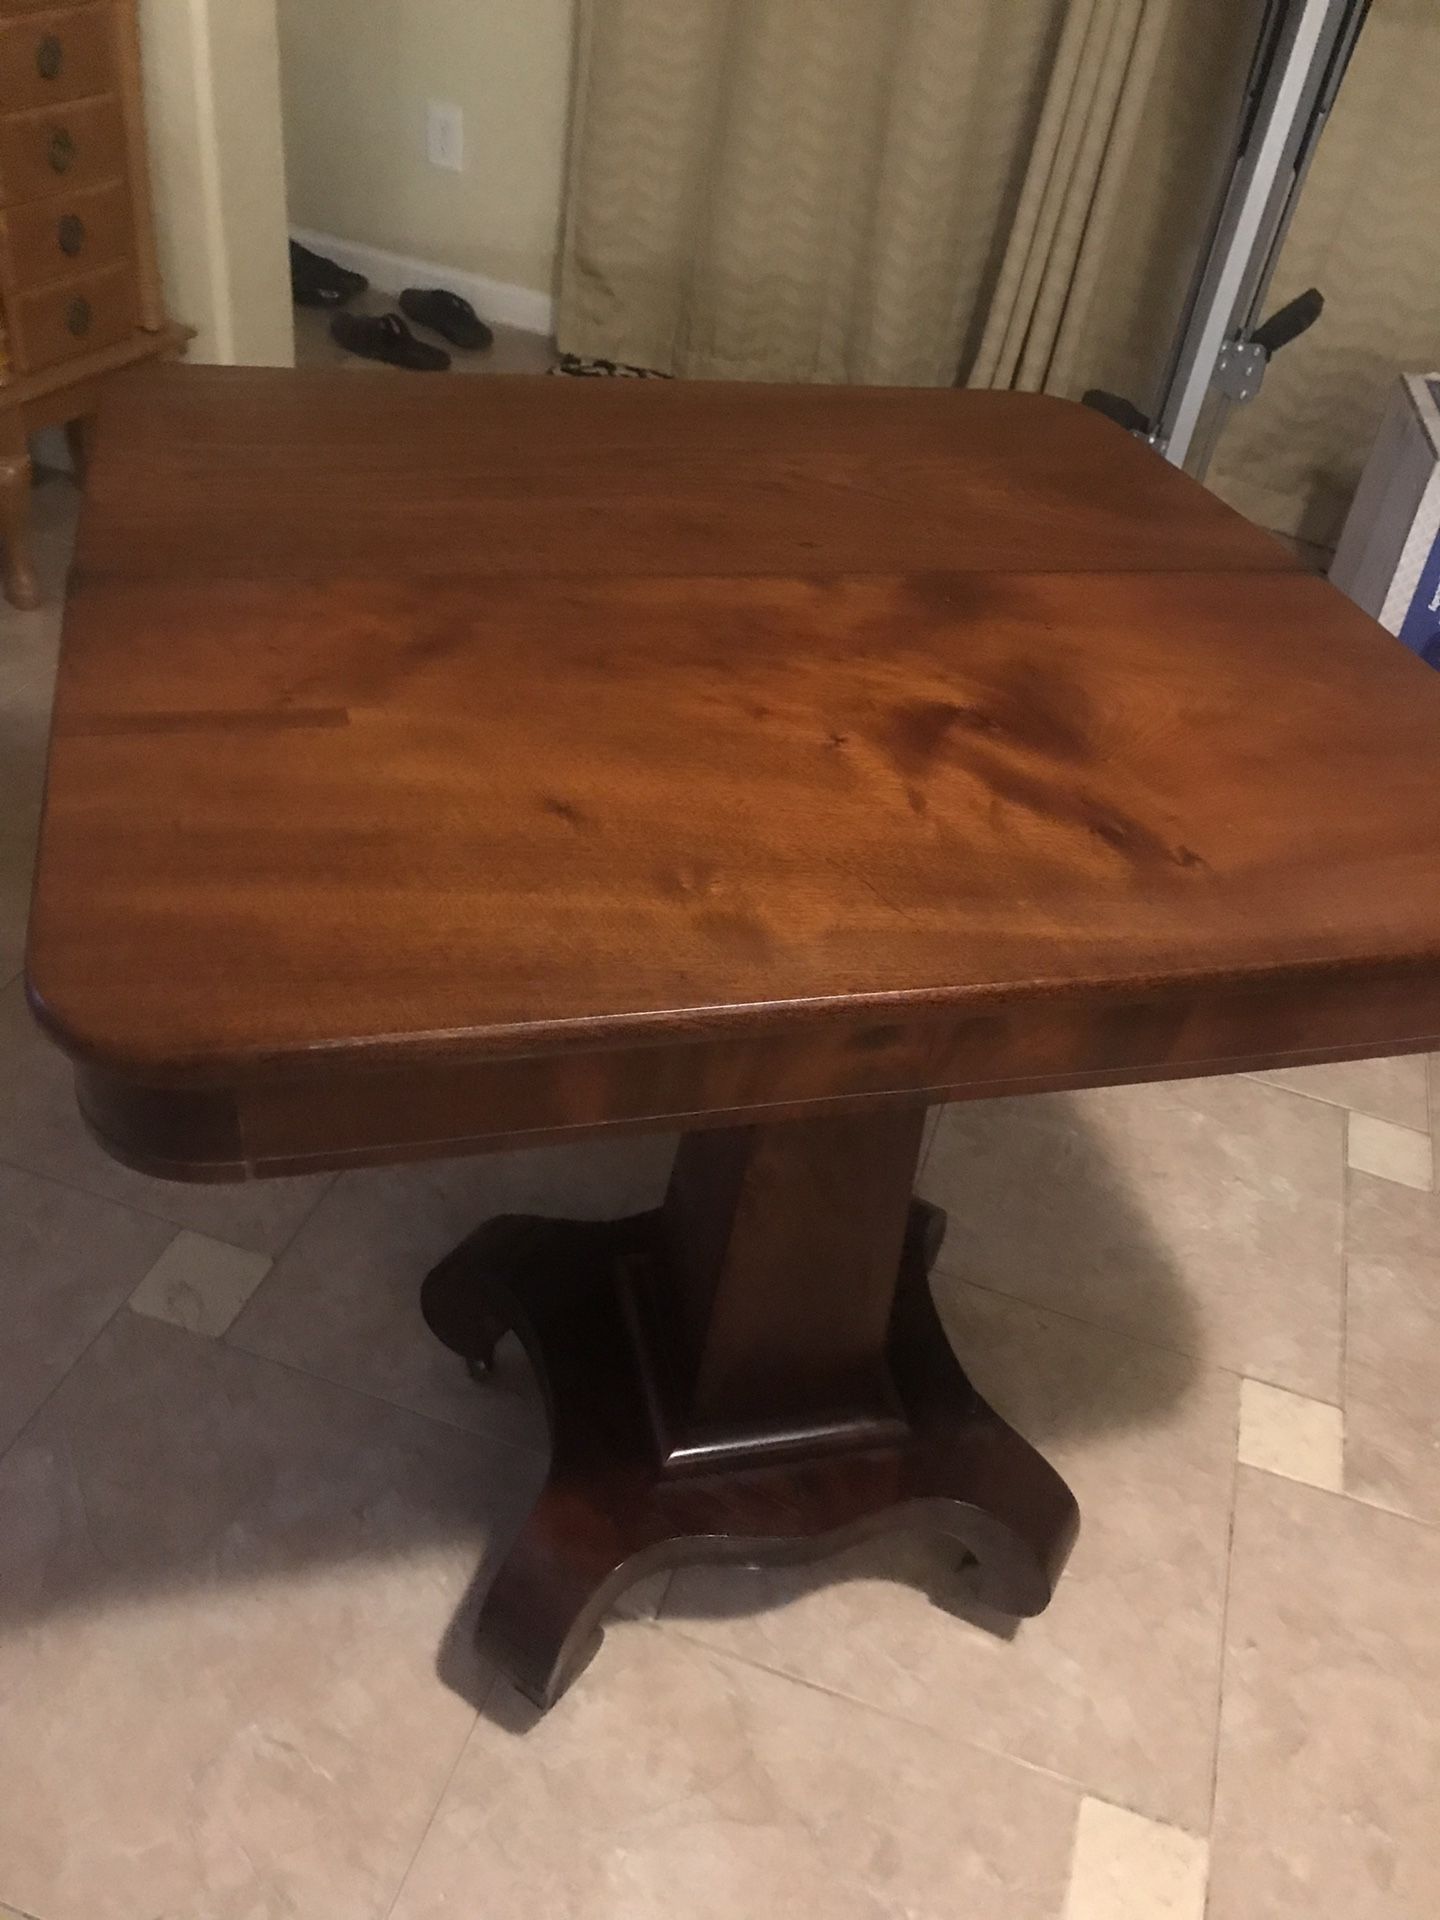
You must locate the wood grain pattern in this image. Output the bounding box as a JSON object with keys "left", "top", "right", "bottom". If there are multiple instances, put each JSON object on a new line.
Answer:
{"left": 29, "top": 364, "right": 1440, "bottom": 1714}
{"left": 28, "top": 365, "right": 1440, "bottom": 1175}
{"left": 74, "top": 364, "right": 1300, "bottom": 582}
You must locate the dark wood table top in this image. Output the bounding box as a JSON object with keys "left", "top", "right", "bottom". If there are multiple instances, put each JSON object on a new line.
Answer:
{"left": 27, "top": 365, "right": 1440, "bottom": 1177}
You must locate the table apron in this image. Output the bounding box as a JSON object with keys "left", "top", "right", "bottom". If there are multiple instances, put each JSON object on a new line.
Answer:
{"left": 71, "top": 967, "right": 1440, "bottom": 1182}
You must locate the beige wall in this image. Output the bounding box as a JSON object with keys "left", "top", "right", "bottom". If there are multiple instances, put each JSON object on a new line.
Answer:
{"left": 277, "top": 0, "right": 574, "bottom": 299}
{"left": 139, "top": 0, "right": 294, "bottom": 365}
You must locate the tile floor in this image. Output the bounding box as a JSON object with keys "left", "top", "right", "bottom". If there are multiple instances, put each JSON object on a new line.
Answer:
{"left": 2, "top": 480, "right": 1438, "bottom": 1920}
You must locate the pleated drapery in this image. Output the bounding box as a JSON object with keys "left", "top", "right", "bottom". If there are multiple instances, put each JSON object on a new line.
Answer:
{"left": 556, "top": 0, "right": 1438, "bottom": 535}
{"left": 555, "top": 0, "right": 1257, "bottom": 399}
{"left": 966, "top": 0, "right": 1171, "bottom": 392}
{"left": 557, "top": 0, "right": 1068, "bottom": 385}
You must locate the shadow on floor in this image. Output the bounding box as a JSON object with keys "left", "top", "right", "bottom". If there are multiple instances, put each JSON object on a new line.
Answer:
{"left": 441, "top": 1097, "right": 1203, "bottom": 1716}
{"left": 0, "top": 1094, "right": 1202, "bottom": 1727}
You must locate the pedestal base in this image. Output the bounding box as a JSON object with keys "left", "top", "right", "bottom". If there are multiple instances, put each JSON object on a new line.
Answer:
{"left": 422, "top": 1116, "right": 1078, "bottom": 1711}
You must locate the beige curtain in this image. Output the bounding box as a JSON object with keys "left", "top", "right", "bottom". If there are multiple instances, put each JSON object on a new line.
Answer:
{"left": 557, "top": 0, "right": 1259, "bottom": 394}
{"left": 968, "top": 0, "right": 1261, "bottom": 403}
{"left": 1208, "top": 0, "right": 1440, "bottom": 545}
{"left": 557, "top": 0, "right": 1068, "bottom": 383}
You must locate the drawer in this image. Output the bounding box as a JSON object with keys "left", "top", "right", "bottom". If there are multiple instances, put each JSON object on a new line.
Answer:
{"left": 0, "top": 6, "right": 113, "bottom": 113}
{"left": 0, "top": 89, "right": 122, "bottom": 203}
{"left": 0, "top": 173, "right": 128, "bottom": 285}
{"left": 7, "top": 256, "right": 133, "bottom": 370}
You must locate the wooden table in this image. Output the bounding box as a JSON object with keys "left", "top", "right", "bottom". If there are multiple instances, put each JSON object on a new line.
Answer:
{"left": 28, "top": 366, "right": 1440, "bottom": 1709}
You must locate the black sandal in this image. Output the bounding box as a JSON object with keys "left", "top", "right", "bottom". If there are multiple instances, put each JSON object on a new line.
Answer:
{"left": 330, "top": 311, "right": 450, "bottom": 372}
{"left": 290, "top": 241, "right": 367, "bottom": 309}
{"left": 399, "top": 287, "right": 494, "bottom": 351}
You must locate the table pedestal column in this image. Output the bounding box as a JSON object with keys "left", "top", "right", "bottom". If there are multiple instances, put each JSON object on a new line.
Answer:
{"left": 421, "top": 1107, "right": 1079, "bottom": 1711}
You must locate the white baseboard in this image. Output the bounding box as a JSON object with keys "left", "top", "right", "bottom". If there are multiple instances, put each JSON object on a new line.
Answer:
{"left": 290, "top": 227, "right": 554, "bottom": 338}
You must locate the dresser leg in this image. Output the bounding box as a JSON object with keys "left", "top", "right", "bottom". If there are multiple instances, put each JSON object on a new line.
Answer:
{"left": 422, "top": 1110, "right": 1080, "bottom": 1712}
{"left": 0, "top": 454, "right": 41, "bottom": 610}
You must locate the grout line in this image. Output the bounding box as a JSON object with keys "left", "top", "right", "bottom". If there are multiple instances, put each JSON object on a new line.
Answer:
{"left": 945, "top": 1259, "right": 1350, "bottom": 1411}
{"left": 0, "top": 1234, "right": 181, "bottom": 1473}
{"left": 215, "top": 1333, "right": 550, "bottom": 1461}
{"left": 1236, "top": 1455, "right": 1440, "bottom": 1537}
{"left": 942, "top": 1268, "right": 1250, "bottom": 1384}
{"left": 0, "top": 1145, "right": 333, "bottom": 1264}
{"left": 915, "top": 1104, "right": 941, "bottom": 1183}
{"left": 1204, "top": 1402, "right": 1242, "bottom": 1835}
{"left": 1338, "top": 1147, "right": 1353, "bottom": 1480}
{"left": 378, "top": 1690, "right": 493, "bottom": 1920}
{"left": 661, "top": 1617, "right": 1208, "bottom": 1826}
{"left": 1246, "top": 1068, "right": 1427, "bottom": 1130}
{"left": 216, "top": 1176, "right": 338, "bottom": 1333}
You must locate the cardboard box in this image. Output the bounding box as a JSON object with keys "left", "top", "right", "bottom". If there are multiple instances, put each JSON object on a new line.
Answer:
{"left": 1331, "top": 374, "right": 1440, "bottom": 669}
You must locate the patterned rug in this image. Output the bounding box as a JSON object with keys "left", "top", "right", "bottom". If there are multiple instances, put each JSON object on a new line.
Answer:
{"left": 550, "top": 352, "right": 671, "bottom": 378}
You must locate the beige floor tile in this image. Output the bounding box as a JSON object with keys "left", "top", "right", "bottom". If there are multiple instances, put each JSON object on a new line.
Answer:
{"left": 1209, "top": 1470, "right": 1440, "bottom": 1919}
{"left": 128, "top": 1229, "right": 272, "bottom": 1337}
{"left": 0, "top": 480, "right": 75, "bottom": 674}
{"left": 1344, "top": 1396, "right": 1440, "bottom": 1527}
{"left": 293, "top": 295, "right": 554, "bottom": 376}
{"left": 229, "top": 1131, "right": 675, "bottom": 1447}
{"left": 918, "top": 1102, "right": 943, "bottom": 1169}
{"left": 0, "top": 978, "right": 332, "bottom": 1253}
{"left": 0, "top": 1161, "right": 176, "bottom": 1454}
{"left": 0, "top": 1310, "right": 545, "bottom": 1920}
{"left": 0, "top": 815, "right": 40, "bottom": 984}
{"left": 1343, "top": 1163, "right": 1440, "bottom": 1530}
{"left": 1345, "top": 1171, "right": 1440, "bottom": 1423}
{"left": 1062, "top": 1797, "right": 1208, "bottom": 1920}
{"left": 921, "top": 1076, "right": 1345, "bottom": 1399}
{"left": 1236, "top": 1378, "right": 1343, "bottom": 1492}
{"left": 390, "top": 1626, "right": 1079, "bottom": 1920}
{"left": 663, "top": 1285, "right": 1239, "bottom": 1829}
{"left": 1346, "top": 1112, "right": 1434, "bottom": 1191}
{"left": 0, "top": 668, "right": 56, "bottom": 829}
{"left": 1251, "top": 1053, "right": 1429, "bottom": 1130}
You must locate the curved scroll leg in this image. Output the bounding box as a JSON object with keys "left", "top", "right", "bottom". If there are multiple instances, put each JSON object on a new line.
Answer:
{"left": 480, "top": 1493, "right": 663, "bottom": 1710}
{"left": 420, "top": 1222, "right": 521, "bottom": 1377}
{"left": 892, "top": 1200, "right": 1080, "bottom": 1616}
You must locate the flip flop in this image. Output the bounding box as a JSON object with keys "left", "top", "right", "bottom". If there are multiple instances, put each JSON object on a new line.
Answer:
{"left": 399, "top": 287, "right": 494, "bottom": 351}
{"left": 290, "top": 240, "right": 367, "bottom": 309}
{"left": 330, "top": 311, "right": 450, "bottom": 372}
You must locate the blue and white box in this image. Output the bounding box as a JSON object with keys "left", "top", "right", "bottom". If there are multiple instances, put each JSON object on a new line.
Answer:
{"left": 1331, "top": 374, "right": 1440, "bottom": 670}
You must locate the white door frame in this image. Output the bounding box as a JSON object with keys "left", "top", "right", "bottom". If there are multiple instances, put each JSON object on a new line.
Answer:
{"left": 138, "top": 0, "right": 294, "bottom": 366}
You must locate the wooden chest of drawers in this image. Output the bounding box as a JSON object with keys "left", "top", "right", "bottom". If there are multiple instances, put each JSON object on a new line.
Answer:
{"left": 0, "top": 0, "right": 187, "bottom": 607}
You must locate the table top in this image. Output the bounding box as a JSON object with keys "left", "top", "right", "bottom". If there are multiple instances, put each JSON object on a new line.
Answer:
{"left": 26, "top": 366, "right": 1440, "bottom": 1176}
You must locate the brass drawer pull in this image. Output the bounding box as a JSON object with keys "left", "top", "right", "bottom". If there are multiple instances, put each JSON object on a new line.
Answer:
{"left": 49, "top": 126, "right": 76, "bottom": 172}
{"left": 66, "top": 294, "right": 91, "bottom": 337}
{"left": 37, "top": 33, "right": 63, "bottom": 81}
{"left": 58, "top": 213, "right": 85, "bottom": 256}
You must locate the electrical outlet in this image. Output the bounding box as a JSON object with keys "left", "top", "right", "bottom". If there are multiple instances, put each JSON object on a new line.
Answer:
{"left": 426, "top": 100, "right": 464, "bottom": 172}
